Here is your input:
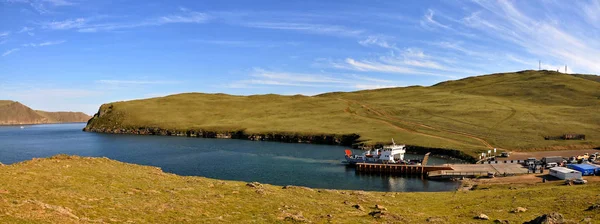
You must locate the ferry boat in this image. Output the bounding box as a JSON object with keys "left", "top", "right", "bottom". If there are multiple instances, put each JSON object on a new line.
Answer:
{"left": 344, "top": 139, "right": 419, "bottom": 165}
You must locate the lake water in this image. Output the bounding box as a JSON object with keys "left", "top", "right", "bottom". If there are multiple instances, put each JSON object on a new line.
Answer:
{"left": 0, "top": 123, "right": 461, "bottom": 192}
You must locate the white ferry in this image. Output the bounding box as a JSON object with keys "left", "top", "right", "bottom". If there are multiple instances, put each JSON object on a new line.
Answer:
{"left": 344, "top": 139, "right": 418, "bottom": 165}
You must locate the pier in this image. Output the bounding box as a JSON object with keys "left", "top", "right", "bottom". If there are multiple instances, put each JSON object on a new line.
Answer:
{"left": 354, "top": 163, "right": 528, "bottom": 178}
{"left": 355, "top": 163, "right": 453, "bottom": 175}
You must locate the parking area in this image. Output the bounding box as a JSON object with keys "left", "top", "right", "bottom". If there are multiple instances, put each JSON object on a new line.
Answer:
{"left": 450, "top": 163, "right": 529, "bottom": 175}
{"left": 494, "top": 149, "right": 599, "bottom": 161}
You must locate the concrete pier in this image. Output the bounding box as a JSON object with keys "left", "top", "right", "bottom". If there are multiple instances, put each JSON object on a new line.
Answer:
{"left": 355, "top": 163, "right": 453, "bottom": 175}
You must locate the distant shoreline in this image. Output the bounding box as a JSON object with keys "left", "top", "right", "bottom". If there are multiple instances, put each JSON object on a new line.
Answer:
{"left": 0, "top": 122, "right": 88, "bottom": 126}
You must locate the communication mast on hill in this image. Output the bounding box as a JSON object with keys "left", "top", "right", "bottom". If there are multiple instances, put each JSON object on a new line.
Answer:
{"left": 538, "top": 60, "right": 541, "bottom": 70}
{"left": 565, "top": 65, "right": 567, "bottom": 73}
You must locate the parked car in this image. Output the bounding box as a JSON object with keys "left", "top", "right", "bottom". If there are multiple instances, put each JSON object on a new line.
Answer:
{"left": 589, "top": 154, "right": 596, "bottom": 161}
{"left": 545, "top": 162, "right": 558, "bottom": 168}
{"left": 500, "top": 152, "right": 510, "bottom": 157}
{"left": 568, "top": 157, "right": 578, "bottom": 164}
{"left": 565, "top": 179, "right": 588, "bottom": 185}
{"left": 573, "top": 178, "right": 588, "bottom": 184}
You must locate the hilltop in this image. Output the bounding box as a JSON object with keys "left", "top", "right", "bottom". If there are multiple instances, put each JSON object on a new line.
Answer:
{"left": 0, "top": 155, "right": 598, "bottom": 223}
{"left": 0, "top": 101, "right": 91, "bottom": 125}
{"left": 84, "top": 70, "right": 600, "bottom": 158}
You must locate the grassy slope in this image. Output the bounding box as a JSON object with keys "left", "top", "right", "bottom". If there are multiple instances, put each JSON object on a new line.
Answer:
{"left": 35, "top": 110, "right": 91, "bottom": 123}
{"left": 0, "top": 101, "right": 90, "bottom": 125}
{"left": 85, "top": 70, "right": 600, "bottom": 157}
{"left": 0, "top": 155, "right": 598, "bottom": 223}
{"left": 572, "top": 74, "right": 600, "bottom": 83}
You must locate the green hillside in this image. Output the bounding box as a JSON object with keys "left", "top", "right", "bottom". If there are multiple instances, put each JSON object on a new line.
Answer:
{"left": 85, "top": 70, "right": 600, "bottom": 158}
{"left": 1, "top": 155, "right": 598, "bottom": 223}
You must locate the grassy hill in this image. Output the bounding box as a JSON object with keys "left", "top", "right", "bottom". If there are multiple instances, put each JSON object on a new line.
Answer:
{"left": 84, "top": 70, "right": 600, "bottom": 158}
{"left": 0, "top": 101, "right": 91, "bottom": 125}
{"left": 0, "top": 155, "right": 598, "bottom": 223}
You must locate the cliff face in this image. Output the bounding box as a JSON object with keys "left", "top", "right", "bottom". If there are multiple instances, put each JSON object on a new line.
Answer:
{"left": 0, "top": 101, "right": 91, "bottom": 125}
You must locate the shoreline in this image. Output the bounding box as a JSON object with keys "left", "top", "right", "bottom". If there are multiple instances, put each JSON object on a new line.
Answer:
{"left": 83, "top": 126, "right": 478, "bottom": 163}
{"left": 0, "top": 122, "right": 88, "bottom": 126}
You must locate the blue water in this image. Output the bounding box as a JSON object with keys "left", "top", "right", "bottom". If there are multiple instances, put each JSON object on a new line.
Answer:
{"left": 0, "top": 123, "right": 461, "bottom": 192}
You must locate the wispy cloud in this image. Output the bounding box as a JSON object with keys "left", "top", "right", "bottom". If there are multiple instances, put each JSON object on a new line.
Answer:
{"left": 2, "top": 48, "right": 20, "bottom": 56}
{"left": 0, "top": 31, "right": 9, "bottom": 44}
{"left": 45, "top": 10, "right": 210, "bottom": 33}
{"left": 460, "top": 0, "right": 600, "bottom": 73}
{"left": 420, "top": 9, "right": 451, "bottom": 30}
{"left": 4, "top": 0, "right": 74, "bottom": 14}
{"left": 159, "top": 11, "right": 209, "bottom": 24}
{"left": 95, "top": 80, "right": 181, "bottom": 85}
{"left": 228, "top": 68, "right": 400, "bottom": 90}
{"left": 22, "top": 40, "right": 65, "bottom": 47}
{"left": 42, "top": 0, "right": 73, "bottom": 6}
{"left": 358, "top": 36, "right": 399, "bottom": 51}
{"left": 17, "top": 27, "right": 35, "bottom": 36}
{"left": 243, "top": 22, "right": 364, "bottom": 37}
{"left": 45, "top": 18, "right": 86, "bottom": 30}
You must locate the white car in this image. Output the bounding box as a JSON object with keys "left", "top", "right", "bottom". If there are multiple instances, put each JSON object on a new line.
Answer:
{"left": 573, "top": 179, "right": 588, "bottom": 184}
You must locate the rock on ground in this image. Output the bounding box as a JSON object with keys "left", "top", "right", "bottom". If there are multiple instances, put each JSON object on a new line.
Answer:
{"left": 586, "top": 204, "right": 600, "bottom": 211}
{"left": 524, "top": 212, "right": 565, "bottom": 224}
{"left": 282, "top": 185, "right": 314, "bottom": 191}
{"left": 426, "top": 216, "right": 448, "bottom": 223}
{"left": 474, "top": 214, "right": 489, "bottom": 220}
{"left": 511, "top": 207, "right": 527, "bottom": 213}
{"left": 375, "top": 204, "right": 387, "bottom": 211}
{"left": 352, "top": 204, "right": 364, "bottom": 211}
{"left": 246, "top": 182, "right": 262, "bottom": 188}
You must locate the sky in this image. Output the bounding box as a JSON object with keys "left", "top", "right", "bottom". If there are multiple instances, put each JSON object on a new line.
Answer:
{"left": 1, "top": 0, "right": 600, "bottom": 115}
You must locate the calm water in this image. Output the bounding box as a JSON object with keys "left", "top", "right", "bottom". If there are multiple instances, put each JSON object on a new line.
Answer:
{"left": 0, "top": 123, "right": 461, "bottom": 192}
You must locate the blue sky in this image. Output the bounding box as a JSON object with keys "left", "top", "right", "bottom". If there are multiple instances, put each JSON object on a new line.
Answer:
{"left": 2, "top": 0, "right": 600, "bottom": 115}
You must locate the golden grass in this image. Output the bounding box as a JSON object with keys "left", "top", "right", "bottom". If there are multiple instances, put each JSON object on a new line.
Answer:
{"left": 0, "top": 155, "right": 598, "bottom": 223}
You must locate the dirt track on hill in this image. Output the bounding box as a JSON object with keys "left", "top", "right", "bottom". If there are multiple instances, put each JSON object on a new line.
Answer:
{"left": 340, "top": 99, "right": 494, "bottom": 149}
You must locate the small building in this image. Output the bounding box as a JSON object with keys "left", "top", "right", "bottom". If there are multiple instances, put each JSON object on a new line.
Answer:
{"left": 567, "top": 164, "right": 600, "bottom": 176}
{"left": 549, "top": 167, "right": 582, "bottom": 180}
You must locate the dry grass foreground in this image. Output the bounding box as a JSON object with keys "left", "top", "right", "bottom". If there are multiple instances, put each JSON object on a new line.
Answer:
{"left": 1, "top": 155, "right": 599, "bottom": 223}
{"left": 84, "top": 70, "right": 600, "bottom": 158}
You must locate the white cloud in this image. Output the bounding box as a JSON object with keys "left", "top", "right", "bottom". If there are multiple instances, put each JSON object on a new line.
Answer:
{"left": 244, "top": 22, "right": 364, "bottom": 37}
{"left": 22, "top": 40, "right": 65, "bottom": 47}
{"left": 0, "top": 31, "right": 10, "bottom": 37}
{"left": 46, "top": 10, "right": 210, "bottom": 33}
{"left": 463, "top": 1, "right": 600, "bottom": 73}
{"left": 42, "top": 0, "right": 73, "bottom": 6}
{"left": 420, "top": 9, "right": 451, "bottom": 30}
{"left": 2, "top": 48, "right": 19, "bottom": 56}
{"left": 18, "top": 26, "right": 34, "bottom": 33}
{"left": 159, "top": 11, "right": 209, "bottom": 24}
{"left": 358, "top": 36, "right": 399, "bottom": 51}
{"left": 45, "top": 18, "right": 86, "bottom": 30}
{"left": 228, "top": 68, "right": 400, "bottom": 90}
{"left": 95, "top": 80, "right": 181, "bottom": 85}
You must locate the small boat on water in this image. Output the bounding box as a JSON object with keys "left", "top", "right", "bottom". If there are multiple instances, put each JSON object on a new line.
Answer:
{"left": 20, "top": 126, "right": 24, "bottom": 129}
{"left": 343, "top": 139, "right": 422, "bottom": 165}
